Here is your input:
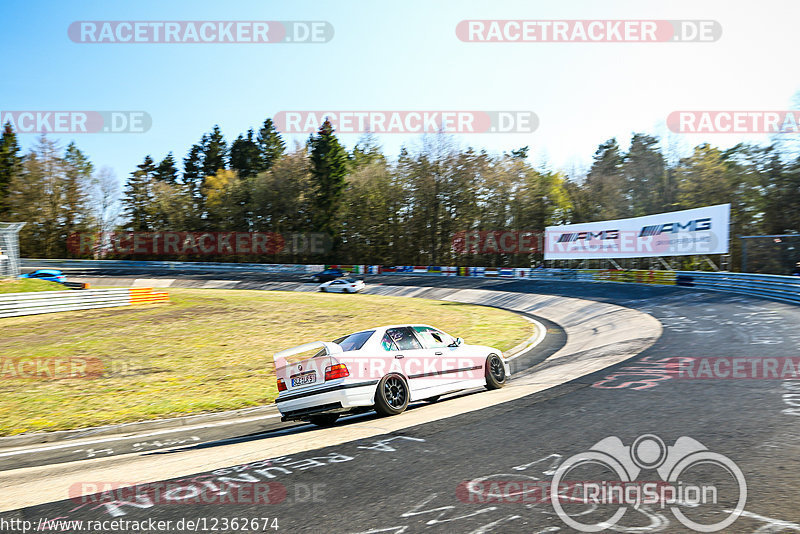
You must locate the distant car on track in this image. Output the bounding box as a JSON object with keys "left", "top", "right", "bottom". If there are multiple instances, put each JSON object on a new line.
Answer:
{"left": 19, "top": 269, "right": 66, "bottom": 283}
{"left": 274, "top": 325, "right": 509, "bottom": 426}
{"left": 318, "top": 278, "right": 365, "bottom": 293}
{"left": 311, "top": 268, "right": 348, "bottom": 283}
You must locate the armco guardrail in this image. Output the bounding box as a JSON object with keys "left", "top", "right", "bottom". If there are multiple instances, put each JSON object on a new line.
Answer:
{"left": 525, "top": 268, "right": 800, "bottom": 304}
{"left": 0, "top": 288, "right": 169, "bottom": 318}
{"left": 21, "top": 259, "right": 800, "bottom": 305}
{"left": 672, "top": 271, "right": 800, "bottom": 304}
{"left": 22, "top": 259, "right": 325, "bottom": 274}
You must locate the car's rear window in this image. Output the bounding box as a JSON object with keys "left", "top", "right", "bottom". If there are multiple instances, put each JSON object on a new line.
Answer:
{"left": 333, "top": 330, "right": 374, "bottom": 352}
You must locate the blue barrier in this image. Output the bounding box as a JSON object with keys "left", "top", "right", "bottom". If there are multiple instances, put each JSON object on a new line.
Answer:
{"left": 22, "top": 259, "right": 800, "bottom": 306}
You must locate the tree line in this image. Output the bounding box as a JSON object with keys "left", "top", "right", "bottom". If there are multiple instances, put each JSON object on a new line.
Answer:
{"left": 1, "top": 118, "right": 799, "bottom": 273}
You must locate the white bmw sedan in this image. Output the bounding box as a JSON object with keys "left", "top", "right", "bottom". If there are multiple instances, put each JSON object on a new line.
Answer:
{"left": 318, "top": 278, "right": 366, "bottom": 293}
{"left": 274, "top": 325, "right": 509, "bottom": 426}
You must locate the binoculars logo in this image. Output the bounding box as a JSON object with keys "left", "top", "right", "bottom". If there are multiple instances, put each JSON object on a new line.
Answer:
{"left": 551, "top": 434, "right": 747, "bottom": 532}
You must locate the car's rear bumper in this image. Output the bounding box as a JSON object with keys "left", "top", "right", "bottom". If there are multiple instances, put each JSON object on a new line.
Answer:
{"left": 276, "top": 380, "right": 378, "bottom": 421}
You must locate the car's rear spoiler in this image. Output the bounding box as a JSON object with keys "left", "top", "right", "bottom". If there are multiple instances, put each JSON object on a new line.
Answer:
{"left": 274, "top": 341, "right": 343, "bottom": 369}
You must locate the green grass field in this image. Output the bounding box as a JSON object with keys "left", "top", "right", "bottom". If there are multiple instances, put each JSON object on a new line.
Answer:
{"left": 0, "top": 278, "right": 65, "bottom": 294}
{"left": 0, "top": 288, "right": 531, "bottom": 435}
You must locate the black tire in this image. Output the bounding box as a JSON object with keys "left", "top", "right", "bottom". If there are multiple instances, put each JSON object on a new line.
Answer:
{"left": 308, "top": 413, "right": 339, "bottom": 427}
{"left": 485, "top": 354, "right": 506, "bottom": 390}
{"left": 424, "top": 395, "right": 441, "bottom": 403}
{"left": 374, "top": 374, "right": 409, "bottom": 416}
{"left": 320, "top": 286, "right": 326, "bottom": 292}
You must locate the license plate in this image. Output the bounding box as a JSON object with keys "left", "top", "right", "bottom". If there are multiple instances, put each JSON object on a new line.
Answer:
{"left": 291, "top": 372, "right": 316, "bottom": 387}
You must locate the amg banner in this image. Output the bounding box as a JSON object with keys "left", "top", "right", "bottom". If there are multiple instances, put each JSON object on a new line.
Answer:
{"left": 544, "top": 204, "right": 730, "bottom": 259}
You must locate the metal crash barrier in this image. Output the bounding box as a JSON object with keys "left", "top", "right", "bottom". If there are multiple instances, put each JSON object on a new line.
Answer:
{"left": 0, "top": 288, "right": 169, "bottom": 318}
{"left": 19, "top": 259, "right": 800, "bottom": 306}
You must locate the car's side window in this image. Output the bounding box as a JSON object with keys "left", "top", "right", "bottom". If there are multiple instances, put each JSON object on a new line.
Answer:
{"left": 385, "top": 327, "right": 422, "bottom": 351}
{"left": 413, "top": 326, "right": 451, "bottom": 349}
{"left": 380, "top": 332, "right": 399, "bottom": 351}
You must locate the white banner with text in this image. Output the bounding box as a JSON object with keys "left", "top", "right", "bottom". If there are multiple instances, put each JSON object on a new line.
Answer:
{"left": 544, "top": 204, "right": 730, "bottom": 259}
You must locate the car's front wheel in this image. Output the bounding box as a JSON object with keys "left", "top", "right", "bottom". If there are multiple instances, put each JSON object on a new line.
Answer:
{"left": 374, "top": 374, "right": 409, "bottom": 416}
{"left": 485, "top": 354, "right": 506, "bottom": 390}
{"left": 308, "top": 413, "right": 339, "bottom": 427}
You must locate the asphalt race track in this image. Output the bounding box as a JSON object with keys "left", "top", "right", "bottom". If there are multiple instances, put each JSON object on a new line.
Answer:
{"left": 3, "top": 269, "right": 800, "bottom": 533}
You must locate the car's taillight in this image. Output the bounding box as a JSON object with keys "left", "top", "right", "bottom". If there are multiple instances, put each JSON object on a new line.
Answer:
{"left": 325, "top": 363, "right": 349, "bottom": 381}
{"left": 277, "top": 378, "right": 287, "bottom": 392}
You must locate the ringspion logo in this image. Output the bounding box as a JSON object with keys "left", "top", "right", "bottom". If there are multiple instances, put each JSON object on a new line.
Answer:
{"left": 551, "top": 434, "right": 746, "bottom": 532}
{"left": 68, "top": 21, "right": 333, "bottom": 43}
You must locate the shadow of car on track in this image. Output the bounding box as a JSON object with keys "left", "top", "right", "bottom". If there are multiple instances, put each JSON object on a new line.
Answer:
{"left": 140, "top": 389, "right": 489, "bottom": 456}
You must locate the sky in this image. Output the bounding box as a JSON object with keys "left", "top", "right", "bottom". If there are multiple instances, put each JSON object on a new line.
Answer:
{"left": 2, "top": 0, "right": 799, "bottom": 184}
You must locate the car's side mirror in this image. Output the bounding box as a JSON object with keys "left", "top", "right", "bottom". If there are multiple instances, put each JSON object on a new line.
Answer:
{"left": 449, "top": 337, "right": 463, "bottom": 347}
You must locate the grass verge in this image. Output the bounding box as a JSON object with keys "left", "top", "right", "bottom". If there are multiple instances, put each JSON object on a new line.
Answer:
{"left": 0, "top": 288, "right": 531, "bottom": 435}
{"left": 0, "top": 278, "right": 65, "bottom": 294}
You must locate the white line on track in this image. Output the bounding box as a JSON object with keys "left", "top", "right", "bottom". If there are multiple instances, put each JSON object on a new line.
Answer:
{"left": 505, "top": 316, "right": 547, "bottom": 361}
{"left": 0, "top": 413, "right": 282, "bottom": 458}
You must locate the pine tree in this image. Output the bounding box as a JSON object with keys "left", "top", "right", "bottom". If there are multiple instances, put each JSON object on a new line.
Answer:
{"left": 585, "top": 138, "right": 627, "bottom": 220}
{"left": 256, "top": 118, "right": 285, "bottom": 172}
{"left": 0, "top": 122, "right": 23, "bottom": 216}
{"left": 624, "top": 133, "right": 666, "bottom": 216}
{"left": 123, "top": 155, "right": 156, "bottom": 231}
{"left": 350, "top": 133, "right": 385, "bottom": 170}
{"left": 230, "top": 129, "right": 261, "bottom": 179}
{"left": 309, "top": 119, "right": 349, "bottom": 245}
{"left": 183, "top": 144, "right": 203, "bottom": 185}
{"left": 182, "top": 144, "right": 205, "bottom": 227}
{"left": 155, "top": 152, "right": 179, "bottom": 184}
{"left": 201, "top": 125, "right": 227, "bottom": 177}
{"left": 63, "top": 142, "right": 94, "bottom": 238}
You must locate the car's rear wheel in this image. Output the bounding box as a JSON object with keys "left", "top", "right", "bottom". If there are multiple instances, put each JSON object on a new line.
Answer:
{"left": 308, "top": 413, "right": 339, "bottom": 427}
{"left": 485, "top": 354, "right": 506, "bottom": 390}
{"left": 374, "top": 374, "right": 409, "bottom": 416}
